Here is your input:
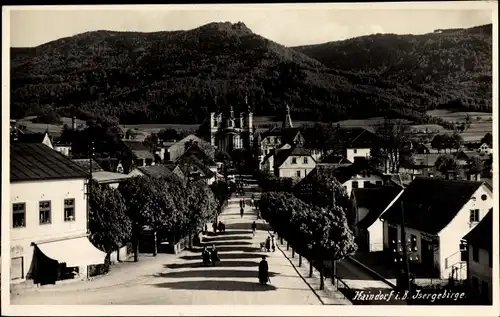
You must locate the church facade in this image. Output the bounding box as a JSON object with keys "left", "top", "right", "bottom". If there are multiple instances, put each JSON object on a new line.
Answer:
{"left": 209, "top": 96, "right": 254, "bottom": 154}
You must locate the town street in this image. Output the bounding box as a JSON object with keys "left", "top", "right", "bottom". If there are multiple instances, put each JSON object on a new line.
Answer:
{"left": 11, "top": 184, "right": 324, "bottom": 305}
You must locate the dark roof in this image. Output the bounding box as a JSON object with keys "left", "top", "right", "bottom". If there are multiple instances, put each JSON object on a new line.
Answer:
{"left": 330, "top": 159, "right": 385, "bottom": 184}
{"left": 261, "top": 127, "right": 282, "bottom": 138}
{"left": 320, "top": 153, "right": 352, "bottom": 165}
{"left": 122, "top": 140, "right": 154, "bottom": 159}
{"left": 462, "top": 209, "right": 492, "bottom": 251}
{"left": 13, "top": 132, "right": 48, "bottom": 144}
{"left": 281, "top": 128, "right": 302, "bottom": 145}
{"left": 137, "top": 165, "right": 175, "bottom": 178}
{"left": 11, "top": 143, "right": 88, "bottom": 182}
{"left": 381, "top": 177, "right": 484, "bottom": 234}
{"left": 176, "top": 154, "right": 215, "bottom": 178}
{"left": 185, "top": 143, "right": 216, "bottom": 166}
{"left": 349, "top": 129, "right": 380, "bottom": 148}
{"left": 274, "top": 146, "right": 312, "bottom": 168}
{"left": 72, "top": 159, "right": 104, "bottom": 172}
{"left": 354, "top": 187, "right": 403, "bottom": 229}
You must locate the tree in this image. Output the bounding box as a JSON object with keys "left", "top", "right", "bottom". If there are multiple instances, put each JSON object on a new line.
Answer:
{"left": 468, "top": 156, "right": 484, "bottom": 175}
{"left": 374, "top": 118, "right": 410, "bottom": 173}
{"left": 481, "top": 133, "right": 492, "bottom": 146}
{"left": 435, "top": 154, "right": 459, "bottom": 179}
{"left": 88, "top": 181, "right": 132, "bottom": 256}
{"left": 431, "top": 134, "right": 447, "bottom": 153}
{"left": 118, "top": 176, "right": 177, "bottom": 262}
{"left": 450, "top": 133, "right": 464, "bottom": 151}
{"left": 210, "top": 180, "right": 231, "bottom": 221}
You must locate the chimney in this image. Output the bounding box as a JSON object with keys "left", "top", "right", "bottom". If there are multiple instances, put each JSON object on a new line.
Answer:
{"left": 72, "top": 116, "right": 77, "bottom": 131}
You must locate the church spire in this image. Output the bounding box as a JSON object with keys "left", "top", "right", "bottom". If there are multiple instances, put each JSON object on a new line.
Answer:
{"left": 283, "top": 103, "right": 293, "bottom": 129}
{"left": 245, "top": 93, "right": 251, "bottom": 113}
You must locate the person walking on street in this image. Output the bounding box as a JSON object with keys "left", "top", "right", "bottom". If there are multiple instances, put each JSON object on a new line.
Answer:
{"left": 265, "top": 236, "right": 271, "bottom": 252}
{"left": 212, "top": 221, "right": 217, "bottom": 233}
{"left": 210, "top": 244, "right": 220, "bottom": 266}
{"left": 271, "top": 234, "right": 276, "bottom": 252}
{"left": 240, "top": 206, "right": 244, "bottom": 218}
{"left": 252, "top": 221, "right": 257, "bottom": 236}
{"left": 202, "top": 246, "right": 211, "bottom": 266}
{"left": 258, "top": 256, "right": 269, "bottom": 285}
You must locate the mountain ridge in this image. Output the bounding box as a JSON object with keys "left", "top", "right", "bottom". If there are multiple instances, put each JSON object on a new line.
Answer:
{"left": 10, "top": 22, "right": 492, "bottom": 125}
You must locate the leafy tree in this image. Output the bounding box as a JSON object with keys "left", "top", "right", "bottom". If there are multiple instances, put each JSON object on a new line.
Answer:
{"left": 435, "top": 154, "right": 459, "bottom": 178}
{"left": 481, "top": 133, "right": 492, "bottom": 146}
{"left": 450, "top": 133, "right": 464, "bottom": 151}
{"left": 88, "top": 180, "right": 132, "bottom": 255}
{"left": 374, "top": 118, "right": 410, "bottom": 173}
{"left": 468, "top": 156, "right": 484, "bottom": 174}
{"left": 210, "top": 180, "right": 231, "bottom": 221}
{"left": 118, "top": 176, "right": 177, "bottom": 262}
{"left": 431, "top": 134, "right": 447, "bottom": 153}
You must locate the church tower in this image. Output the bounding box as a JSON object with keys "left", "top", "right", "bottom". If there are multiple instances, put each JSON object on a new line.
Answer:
{"left": 244, "top": 93, "right": 254, "bottom": 149}
{"left": 209, "top": 96, "right": 219, "bottom": 146}
{"left": 283, "top": 103, "right": 293, "bottom": 129}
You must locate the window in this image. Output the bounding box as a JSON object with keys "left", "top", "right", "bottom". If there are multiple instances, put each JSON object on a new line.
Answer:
{"left": 10, "top": 257, "right": 24, "bottom": 280}
{"left": 481, "top": 194, "right": 487, "bottom": 201}
{"left": 296, "top": 170, "right": 301, "bottom": 177}
{"left": 470, "top": 209, "right": 480, "bottom": 223}
{"left": 376, "top": 181, "right": 383, "bottom": 185}
{"left": 213, "top": 119, "right": 217, "bottom": 127}
{"left": 353, "top": 149, "right": 357, "bottom": 154}
{"left": 303, "top": 157, "right": 308, "bottom": 164}
{"left": 364, "top": 181, "right": 370, "bottom": 187}
{"left": 12, "top": 203, "right": 26, "bottom": 228}
{"left": 39, "top": 201, "right": 51, "bottom": 225}
{"left": 410, "top": 234, "right": 417, "bottom": 251}
{"left": 64, "top": 199, "right": 75, "bottom": 222}
{"left": 472, "top": 246, "right": 479, "bottom": 262}
{"left": 291, "top": 157, "right": 297, "bottom": 164}
{"left": 352, "top": 181, "right": 358, "bottom": 189}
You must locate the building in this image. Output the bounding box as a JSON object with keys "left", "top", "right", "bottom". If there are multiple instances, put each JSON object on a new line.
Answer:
{"left": 168, "top": 134, "right": 215, "bottom": 163}
{"left": 128, "top": 164, "right": 186, "bottom": 185}
{"left": 10, "top": 143, "right": 106, "bottom": 285}
{"left": 272, "top": 145, "right": 316, "bottom": 180}
{"left": 380, "top": 177, "right": 493, "bottom": 280}
{"left": 53, "top": 143, "right": 72, "bottom": 157}
{"left": 176, "top": 152, "right": 216, "bottom": 185}
{"left": 352, "top": 187, "right": 404, "bottom": 252}
{"left": 12, "top": 131, "right": 54, "bottom": 149}
{"left": 209, "top": 95, "right": 253, "bottom": 153}
{"left": 345, "top": 129, "right": 379, "bottom": 163}
{"left": 73, "top": 159, "right": 131, "bottom": 189}
{"left": 462, "top": 209, "right": 493, "bottom": 304}
{"left": 477, "top": 143, "right": 492, "bottom": 155}
{"left": 121, "top": 140, "right": 155, "bottom": 170}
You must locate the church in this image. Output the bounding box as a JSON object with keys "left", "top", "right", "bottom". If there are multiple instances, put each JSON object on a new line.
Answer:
{"left": 209, "top": 95, "right": 254, "bottom": 153}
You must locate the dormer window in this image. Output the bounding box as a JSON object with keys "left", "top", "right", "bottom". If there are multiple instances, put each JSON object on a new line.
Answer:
{"left": 292, "top": 157, "right": 297, "bottom": 164}
{"left": 303, "top": 157, "right": 308, "bottom": 164}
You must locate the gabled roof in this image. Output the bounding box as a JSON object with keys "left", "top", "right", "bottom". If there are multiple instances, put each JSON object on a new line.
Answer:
{"left": 331, "top": 159, "right": 386, "bottom": 184}
{"left": 92, "top": 171, "right": 132, "bottom": 184}
{"left": 11, "top": 143, "right": 88, "bottom": 182}
{"left": 176, "top": 154, "right": 215, "bottom": 178}
{"left": 72, "top": 159, "right": 104, "bottom": 172}
{"left": 13, "top": 132, "right": 48, "bottom": 144}
{"left": 462, "top": 209, "right": 492, "bottom": 252}
{"left": 381, "top": 177, "right": 484, "bottom": 234}
{"left": 320, "top": 153, "right": 352, "bottom": 165}
{"left": 281, "top": 128, "right": 302, "bottom": 145}
{"left": 174, "top": 134, "right": 216, "bottom": 159}
{"left": 349, "top": 129, "right": 380, "bottom": 148}
{"left": 354, "top": 187, "right": 403, "bottom": 229}
{"left": 275, "top": 146, "right": 312, "bottom": 168}
{"left": 185, "top": 143, "right": 216, "bottom": 166}
{"left": 122, "top": 140, "right": 154, "bottom": 159}
{"left": 137, "top": 165, "right": 176, "bottom": 178}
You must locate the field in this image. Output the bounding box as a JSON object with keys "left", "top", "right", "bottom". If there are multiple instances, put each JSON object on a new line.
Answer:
{"left": 426, "top": 110, "right": 493, "bottom": 142}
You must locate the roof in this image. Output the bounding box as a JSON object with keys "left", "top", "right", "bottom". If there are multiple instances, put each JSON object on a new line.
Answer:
{"left": 484, "top": 179, "right": 493, "bottom": 192}
{"left": 174, "top": 134, "right": 216, "bottom": 159}
{"left": 274, "top": 146, "right": 312, "bottom": 168}
{"left": 462, "top": 209, "right": 492, "bottom": 251}
{"left": 122, "top": 140, "right": 155, "bottom": 159}
{"left": 176, "top": 154, "right": 215, "bottom": 178}
{"left": 185, "top": 143, "right": 216, "bottom": 166}
{"left": 381, "top": 177, "right": 484, "bottom": 234}
{"left": 11, "top": 143, "right": 88, "bottom": 182}
{"left": 281, "top": 128, "right": 302, "bottom": 145}
{"left": 92, "top": 171, "right": 132, "bottom": 183}
{"left": 320, "top": 153, "right": 352, "bottom": 165}
{"left": 349, "top": 129, "right": 381, "bottom": 148}
{"left": 72, "top": 159, "right": 104, "bottom": 172}
{"left": 354, "top": 187, "right": 403, "bottom": 229}
{"left": 137, "top": 165, "right": 176, "bottom": 178}
{"left": 12, "top": 132, "right": 48, "bottom": 143}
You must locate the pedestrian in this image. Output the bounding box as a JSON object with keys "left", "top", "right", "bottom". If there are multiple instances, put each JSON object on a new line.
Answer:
{"left": 240, "top": 207, "right": 244, "bottom": 218}
{"left": 217, "top": 221, "right": 223, "bottom": 232}
{"left": 202, "top": 246, "right": 211, "bottom": 266}
{"left": 239, "top": 199, "right": 243, "bottom": 209}
{"left": 252, "top": 221, "right": 257, "bottom": 236}
{"left": 221, "top": 222, "right": 226, "bottom": 232}
{"left": 210, "top": 244, "right": 220, "bottom": 266}
{"left": 271, "top": 234, "right": 276, "bottom": 252}
{"left": 265, "top": 236, "right": 271, "bottom": 252}
{"left": 204, "top": 223, "right": 208, "bottom": 234}
{"left": 212, "top": 221, "right": 217, "bottom": 233}
{"left": 258, "top": 256, "right": 269, "bottom": 285}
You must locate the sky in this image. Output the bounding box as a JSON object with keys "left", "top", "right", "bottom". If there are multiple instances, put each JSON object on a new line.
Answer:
{"left": 7, "top": 3, "right": 496, "bottom": 48}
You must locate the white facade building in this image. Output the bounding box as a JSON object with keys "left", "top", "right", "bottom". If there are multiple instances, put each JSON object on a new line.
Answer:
{"left": 10, "top": 143, "right": 106, "bottom": 285}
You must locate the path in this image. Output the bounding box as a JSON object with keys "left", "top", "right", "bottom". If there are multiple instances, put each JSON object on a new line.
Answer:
{"left": 10, "top": 180, "right": 325, "bottom": 305}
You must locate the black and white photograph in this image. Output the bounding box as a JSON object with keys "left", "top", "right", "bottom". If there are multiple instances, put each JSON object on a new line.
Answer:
{"left": 1, "top": 2, "right": 498, "bottom": 316}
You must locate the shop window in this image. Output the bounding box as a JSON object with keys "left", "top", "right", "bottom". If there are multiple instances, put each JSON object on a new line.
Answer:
{"left": 12, "top": 203, "right": 26, "bottom": 228}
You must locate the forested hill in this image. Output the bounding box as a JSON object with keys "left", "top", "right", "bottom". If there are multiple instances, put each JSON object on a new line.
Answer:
{"left": 11, "top": 22, "right": 492, "bottom": 125}
{"left": 293, "top": 24, "right": 492, "bottom": 112}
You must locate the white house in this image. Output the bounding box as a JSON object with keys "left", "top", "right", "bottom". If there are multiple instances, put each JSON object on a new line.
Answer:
{"left": 462, "top": 209, "right": 493, "bottom": 304}
{"left": 352, "top": 187, "right": 404, "bottom": 252}
{"left": 380, "top": 177, "right": 493, "bottom": 280}
{"left": 477, "top": 143, "right": 492, "bottom": 155}
{"left": 10, "top": 143, "right": 106, "bottom": 286}
{"left": 273, "top": 146, "right": 316, "bottom": 180}
{"left": 53, "top": 144, "right": 72, "bottom": 157}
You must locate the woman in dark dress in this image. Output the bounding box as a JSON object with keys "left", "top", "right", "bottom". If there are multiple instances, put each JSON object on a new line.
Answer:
{"left": 258, "top": 256, "right": 269, "bottom": 285}
{"left": 210, "top": 245, "right": 220, "bottom": 266}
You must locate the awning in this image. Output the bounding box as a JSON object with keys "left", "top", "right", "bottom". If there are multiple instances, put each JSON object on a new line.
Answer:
{"left": 36, "top": 237, "right": 107, "bottom": 267}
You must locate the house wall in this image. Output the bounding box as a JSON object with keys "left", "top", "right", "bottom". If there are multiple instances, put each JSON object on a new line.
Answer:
{"left": 467, "top": 245, "right": 492, "bottom": 304}
{"left": 42, "top": 135, "right": 54, "bottom": 149}
{"left": 346, "top": 148, "right": 370, "bottom": 163}
{"left": 54, "top": 146, "right": 71, "bottom": 157}
{"left": 439, "top": 185, "right": 492, "bottom": 280}
{"left": 367, "top": 219, "right": 384, "bottom": 252}
{"left": 278, "top": 155, "right": 316, "bottom": 180}
{"left": 10, "top": 178, "right": 88, "bottom": 282}
{"left": 343, "top": 173, "right": 385, "bottom": 196}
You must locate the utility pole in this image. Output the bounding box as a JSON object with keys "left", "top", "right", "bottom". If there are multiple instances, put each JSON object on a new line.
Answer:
{"left": 86, "top": 141, "right": 95, "bottom": 235}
